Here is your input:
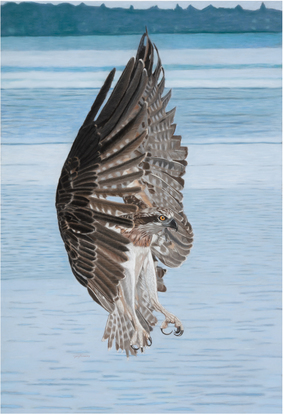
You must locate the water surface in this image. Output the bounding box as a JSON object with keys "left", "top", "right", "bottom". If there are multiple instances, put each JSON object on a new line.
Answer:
{"left": 1, "top": 33, "right": 282, "bottom": 413}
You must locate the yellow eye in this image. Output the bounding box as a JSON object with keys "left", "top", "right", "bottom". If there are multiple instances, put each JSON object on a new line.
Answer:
{"left": 159, "top": 215, "right": 166, "bottom": 221}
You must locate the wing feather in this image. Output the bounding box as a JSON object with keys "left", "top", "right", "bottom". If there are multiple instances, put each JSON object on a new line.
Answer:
{"left": 123, "top": 34, "right": 193, "bottom": 267}
{"left": 97, "top": 154, "right": 145, "bottom": 180}
{"left": 98, "top": 130, "right": 147, "bottom": 170}
{"left": 96, "top": 57, "right": 135, "bottom": 126}
{"left": 145, "top": 157, "right": 186, "bottom": 178}
{"left": 97, "top": 170, "right": 143, "bottom": 189}
{"left": 56, "top": 54, "right": 149, "bottom": 306}
{"left": 56, "top": 31, "right": 193, "bottom": 313}
{"left": 82, "top": 68, "right": 116, "bottom": 128}
{"left": 89, "top": 197, "right": 137, "bottom": 216}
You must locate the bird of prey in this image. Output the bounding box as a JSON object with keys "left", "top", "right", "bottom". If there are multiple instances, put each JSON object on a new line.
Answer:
{"left": 56, "top": 31, "right": 193, "bottom": 356}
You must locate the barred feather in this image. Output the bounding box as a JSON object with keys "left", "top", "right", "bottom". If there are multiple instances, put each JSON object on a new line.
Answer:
{"left": 56, "top": 31, "right": 193, "bottom": 357}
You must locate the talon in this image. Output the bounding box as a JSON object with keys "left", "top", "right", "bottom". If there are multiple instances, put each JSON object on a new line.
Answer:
{"left": 141, "top": 347, "right": 144, "bottom": 353}
{"left": 174, "top": 327, "right": 184, "bottom": 337}
{"left": 147, "top": 336, "right": 152, "bottom": 347}
{"left": 131, "top": 344, "right": 139, "bottom": 351}
{"left": 161, "top": 328, "right": 173, "bottom": 336}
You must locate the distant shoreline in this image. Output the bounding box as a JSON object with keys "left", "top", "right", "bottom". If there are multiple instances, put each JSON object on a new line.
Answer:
{"left": 2, "top": 2, "right": 282, "bottom": 37}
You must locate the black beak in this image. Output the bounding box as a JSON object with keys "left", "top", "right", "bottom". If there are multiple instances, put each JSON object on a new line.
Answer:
{"left": 168, "top": 218, "right": 178, "bottom": 231}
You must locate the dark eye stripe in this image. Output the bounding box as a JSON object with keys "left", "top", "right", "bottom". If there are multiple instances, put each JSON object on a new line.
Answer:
{"left": 135, "top": 216, "right": 155, "bottom": 225}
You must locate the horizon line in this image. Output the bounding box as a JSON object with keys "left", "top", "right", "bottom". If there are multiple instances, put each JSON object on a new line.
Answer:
{"left": 2, "top": 1, "right": 282, "bottom": 11}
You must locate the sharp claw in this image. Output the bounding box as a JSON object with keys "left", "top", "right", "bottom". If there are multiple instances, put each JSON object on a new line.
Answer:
{"left": 147, "top": 336, "right": 152, "bottom": 347}
{"left": 174, "top": 327, "right": 181, "bottom": 335}
{"left": 174, "top": 328, "right": 184, "bottom": 337}
{"left": 161, "top": 327, "right": 173, "bottom": 336}
{"left": 141, "top": 347, "right": 144, "bottom": 353}
{"left": 131, "top": 344, "right": 139, "bottom": 351}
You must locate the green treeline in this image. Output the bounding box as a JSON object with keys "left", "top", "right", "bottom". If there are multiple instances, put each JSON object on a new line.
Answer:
{"left": 1, "top": 2, "right": 282, "bottom": 37}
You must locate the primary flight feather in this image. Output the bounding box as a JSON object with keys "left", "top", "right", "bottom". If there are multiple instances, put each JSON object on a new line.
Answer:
{"left": 56, "top": 31, "right": 193, "bottom": 356}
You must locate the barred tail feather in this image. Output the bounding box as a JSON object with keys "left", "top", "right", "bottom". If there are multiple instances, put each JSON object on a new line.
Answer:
{"left": 137, "top": 304, "right": 158, "bottom": 329}
{"left": 102, "top": 307, "right": 136, "bottom": 357}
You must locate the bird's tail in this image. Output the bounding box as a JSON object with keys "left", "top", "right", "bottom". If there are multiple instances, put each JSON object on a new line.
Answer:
{"left": 102, "top": 307, "right": 137, "bottom": 357}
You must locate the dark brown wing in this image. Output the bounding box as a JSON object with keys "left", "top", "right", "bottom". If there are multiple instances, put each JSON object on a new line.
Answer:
{"left": 56, "top": 32, "right": 193, "bottom": 313}
{"left": 56, "top": 52, "right": 149, "bottom": 311}
{"left": 124, "top": 33, "right": 194, "bottom": 267}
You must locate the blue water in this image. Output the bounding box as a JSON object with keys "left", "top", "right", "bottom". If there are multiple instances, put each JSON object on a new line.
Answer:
{"left": 1, "top": 32, "right": 282, "bottom": 50}
{"left": 1, "top": 88, "right": 281, "bottom": 145}
{"left": 1, "top": 33, "right": 282, "bottom": 413}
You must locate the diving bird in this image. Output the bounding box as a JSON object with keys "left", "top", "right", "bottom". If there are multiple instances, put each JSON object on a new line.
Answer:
{"left": 56, "top": 31, "right": 193, "bottom": 356}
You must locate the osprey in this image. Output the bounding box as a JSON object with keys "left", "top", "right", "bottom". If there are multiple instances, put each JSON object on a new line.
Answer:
{"left": 56, "top": 31, "right": 193, "bottom": 356}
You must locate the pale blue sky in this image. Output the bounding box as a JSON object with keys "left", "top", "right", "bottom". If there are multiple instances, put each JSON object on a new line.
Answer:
{"left": 84, "top": 1, "right": 282, "bottom": 9}
{"left": 5, "top": 0, "right": 283, "bottom": 9}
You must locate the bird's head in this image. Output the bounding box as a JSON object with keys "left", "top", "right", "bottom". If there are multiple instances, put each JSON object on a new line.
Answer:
{"left": 133, "top": 208, "right": 178, "bottom": 236}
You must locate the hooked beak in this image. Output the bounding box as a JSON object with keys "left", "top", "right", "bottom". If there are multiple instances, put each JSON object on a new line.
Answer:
{"left": 168, "top": 218, "right": 178, "bottom": 232}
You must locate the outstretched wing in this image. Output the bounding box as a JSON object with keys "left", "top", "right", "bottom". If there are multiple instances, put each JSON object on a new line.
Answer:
{"left": 56, "top": 54, "right": 150, "bottom": 310}
{"left": 56, "top": 31, "right": 193, "bottom": 310}
{"left": 124, "top": 33, "right": 194, "bottom": 267}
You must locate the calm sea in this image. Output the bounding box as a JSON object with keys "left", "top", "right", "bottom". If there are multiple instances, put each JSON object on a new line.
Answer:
{"left": 1, "top": 33, "right": 282, "bottom": 413}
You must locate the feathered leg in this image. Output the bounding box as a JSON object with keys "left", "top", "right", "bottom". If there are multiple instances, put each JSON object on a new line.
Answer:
{"left": 120, "top": 270, "right": 151, "bottom": 351}
{"left": 136, "top": 270, "right": 158, "bottom": 330}
{"left": 142, "top": 251, "right": 184, "bottom": 336}
{"left": 102, "top": 301, "right": 137, "bottom": 357}
{"left": 120, "top": 244, "right": 152, "bottom": 351}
